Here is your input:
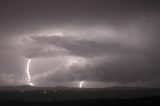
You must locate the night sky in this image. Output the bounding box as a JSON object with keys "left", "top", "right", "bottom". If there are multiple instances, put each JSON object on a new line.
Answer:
{"left": 0, "top": 0, "right": 160, "bottom": 88}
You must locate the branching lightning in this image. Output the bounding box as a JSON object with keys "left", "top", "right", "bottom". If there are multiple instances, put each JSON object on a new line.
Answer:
{"left": 26, "top": 57, "right": 86, "bottom": 87}
{"left": 66, "top": 57, "right": 86, "bottom": 88}
{"left": 26, "top": 59, "right": 34, "bottom": 86}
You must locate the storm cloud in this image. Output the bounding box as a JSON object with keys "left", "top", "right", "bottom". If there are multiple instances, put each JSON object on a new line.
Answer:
{"left": 0, "top": 0, "right": 160, "bottom": 87}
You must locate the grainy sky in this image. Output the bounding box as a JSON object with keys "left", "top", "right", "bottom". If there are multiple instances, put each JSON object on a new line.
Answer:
{"left": 0, "top": 0, "right": 160, "bottom": 87}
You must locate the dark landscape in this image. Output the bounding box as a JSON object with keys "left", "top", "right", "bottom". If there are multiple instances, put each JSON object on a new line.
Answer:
{"left": 0, "top": 86, "right": 160, "bottom": 105}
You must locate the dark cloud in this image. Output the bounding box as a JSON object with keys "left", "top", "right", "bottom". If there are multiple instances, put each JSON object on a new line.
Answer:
{"left": 32, "top": 54, "right": 160, "bottom": 85}
{"left": 23, "top": 44, "right": 69, "bottom": 58}
{"left": 0, "top": 0, "right": 160, "bottom": 87}
{"left": 30, "top": 35, "right": 129, "bottom": 57}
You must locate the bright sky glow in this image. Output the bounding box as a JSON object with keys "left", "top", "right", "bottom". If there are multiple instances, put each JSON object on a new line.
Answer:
{"left": 67, "top": 59, "right": 78, "bottom": 67}
{"left": 66, "top": 56, "right": 87, "bottom": 67}
{"left": 54, "top": 31, "right": 64, "bottom": 37}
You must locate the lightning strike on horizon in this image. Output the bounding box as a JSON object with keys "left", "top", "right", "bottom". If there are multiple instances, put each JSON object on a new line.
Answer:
{"left": 66, "top": 57, "right": 87, "bottom": 88}
{"left": 26, "top": 59, "right": 34, "bottom": 86}
{"left": 79, "top": 81, "right": 84, "bottom": 88}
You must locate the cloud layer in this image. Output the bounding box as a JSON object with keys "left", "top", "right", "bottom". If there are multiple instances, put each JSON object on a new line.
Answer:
{"left": 0, "top": 0, "right": 160, "bottom": 87}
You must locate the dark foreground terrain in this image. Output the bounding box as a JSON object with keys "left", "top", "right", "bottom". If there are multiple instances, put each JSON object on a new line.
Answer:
{"left": 0, "top": 86, "right": 160, "bottom": 105}
{"left": 1, "top": 97, "right": 160, "bottom": 106}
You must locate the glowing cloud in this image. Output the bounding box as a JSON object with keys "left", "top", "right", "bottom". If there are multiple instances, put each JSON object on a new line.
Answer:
{"left": 67, "top": 59, "right": 78, "bottom": 67}
{"left": 66, "top": 56, "right": 87, "bottom": 67}
{"left": 54, "top": 31, "right": 64, "bottom": 37}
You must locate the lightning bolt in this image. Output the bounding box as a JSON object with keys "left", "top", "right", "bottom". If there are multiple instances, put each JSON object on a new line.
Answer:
{"left": 79, "top": 81, "right": 84, "bottom": 88}
{"left": 66, "top": 58, "right": 85, "bottom": 88}
{"left": 26, "top": 59, "right": 34, "bottom": 86}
